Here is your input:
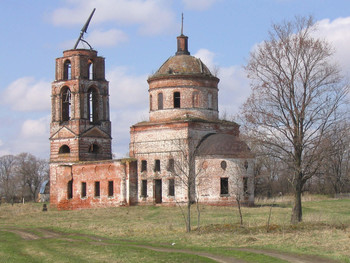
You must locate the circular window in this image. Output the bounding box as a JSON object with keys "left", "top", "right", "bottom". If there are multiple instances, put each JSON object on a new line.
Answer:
{"left": 221, "top": 161, "right": 227, "bottom": 170}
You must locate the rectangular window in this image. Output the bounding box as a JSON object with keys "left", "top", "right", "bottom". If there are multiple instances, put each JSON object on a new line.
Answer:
{"left": 141, "top": 180, "right": 147, "bottom": 197}
{"left": 220, "top": 178, "right": 229, "bottom": 195}
{"left": 141, "top": 160, "right": 147, "bottom": 172}
{"left": 67, "top": 180, "right": 73, "bottom": 199}
{"left": 243, "top": 177, "right": 248, "bottom": 194}
{"left": 108, "top": 181, "right": 114, "bottom": 197}
{"left": 167, "top": 158, "right": 174, "bottom": 172}
{"left": 158, "top": 93, "right": 163, "bottom": 110}
{"left": 81, "top": 182, "right": 87, "bottom": 198}
{"left": 154, "top": 159, "right": 161, "bottom": 172}
{"left": 94, "top": 181, "right": 100, "bottom": 198}
{"left": 208, "top": 93, "right": 213, "bottom": 109}
{"left": 168, "top": 179, "right": 175, "bottom": 196}
{"left": 174, "top": 92, "right": 180, "bottom": 108}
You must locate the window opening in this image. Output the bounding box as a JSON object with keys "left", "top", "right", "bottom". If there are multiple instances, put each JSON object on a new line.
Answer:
{"left": 243, "top": 177, "right": 248, "bottom": 194}
{"left": 59, "top": 145, "right": 70, "bottom": 154}
{"left": 89, "top": 144, "right": 99, "bottom": 153}
{"left": 150, "top": 95, "right": 153, "bottom": 111}
{"left": 167, "top": 158, "right": 174, "bottom": 172}
{"left": 88, "top": 61, "right": 93, "bottom": 80}
{"left": 108, "top": 181, "right": 114, "bottom": 197}
{"left": 81, "top": 182, "right": 87, "bottom": 198}
{"left": 94, "top": 181, "right": 100, "bottom": 197}
{"left": 64, "top": 60, "right": 71, "bottom": 80}
{"left": 141, "top": 180, "right": 147, "bottom": 197}
{"left": 158, "top": 93, "right": 163, "bottom": 110}
{"left": 168, "top": 179, "right": 175, "bottom": 196}
{"left": 208, "top": 93, "right": 213, "bottom": 109}
{"left": 221, "top": 160, "right": 227, "bottom": 170}
{"left": 88, "top": 88, "right": 98, "bottom": 123}
{"left": 141, "top": 160, "right": 147, "bottom": 172}
{"left": 220, "top": 178, "right": 229, "bottom": 195}
{"left": 174, "top": 92, "right": 180, "bottom": 108}
{"left": 67, "top": 180, "right": 73, "bottom": 199}
{"left": 154, "top": 159, "right": 161, "bottom": 172}
{"left": 61, "top": 87, "right": 71, "bottom": 121}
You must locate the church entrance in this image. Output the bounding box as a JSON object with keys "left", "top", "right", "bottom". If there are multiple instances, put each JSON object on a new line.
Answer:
{"left": 154, "top": 179, "right": 162, "bottom": 204}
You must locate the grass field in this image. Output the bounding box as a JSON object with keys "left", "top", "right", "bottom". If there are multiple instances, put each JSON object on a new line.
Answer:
{"left": 0, "top": 195, "right": 349, "bottom": 262}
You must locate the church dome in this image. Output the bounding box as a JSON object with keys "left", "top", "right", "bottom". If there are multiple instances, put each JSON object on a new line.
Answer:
{"left": 151, "top": 54, "right": 213, "bottom": 78}
{"left": 196, "top": 133, "right": 254, "bottom": 158}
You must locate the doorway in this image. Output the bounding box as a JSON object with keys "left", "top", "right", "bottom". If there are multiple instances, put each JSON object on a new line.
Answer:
{"left": 154, "top": 179, "right": 162, "bottom": 204}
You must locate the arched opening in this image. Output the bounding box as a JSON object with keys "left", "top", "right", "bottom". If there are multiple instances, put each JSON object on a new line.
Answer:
{"left": 89, "top": 144, "right": 99, "bottom": 154}
{"left": 88, "top": 87, "right": 99, "bottom": 123}
{"left": 61, "top": 87, "right": 71, "bottom": 122}
{"left": 88, "top": 60, "right": 94, "bottom": 80}
{"left": 158, "top": 92, "right": 163, "bottom": 110}
{"left": 174, "top": 92, "right": 180, "bottom": 108}
{"left": 63, "top": 60, "right": 71, "bottom": 80}
{"left": 67, "top": 179, "right": 73, "bottom": 199}
{"left": 59, "top": 145, "right": 70, "bottom": 154}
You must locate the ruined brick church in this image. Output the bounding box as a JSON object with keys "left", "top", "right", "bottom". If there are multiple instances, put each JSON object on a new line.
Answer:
{"left": 49, "top": 30, "right": 255, "bottom": 210}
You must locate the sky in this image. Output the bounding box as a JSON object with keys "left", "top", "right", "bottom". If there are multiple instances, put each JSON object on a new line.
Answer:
{"left": 2, "top": 0, "right": 350, "bottom": 159}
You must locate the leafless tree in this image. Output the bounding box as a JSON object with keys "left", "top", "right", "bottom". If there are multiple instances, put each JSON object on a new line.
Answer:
{"left": 0, "top": 155, "right": 17, "bottom": 203}
{"left": 16, "top": 153, "right": 49, "bottom": 202}
{"left": 171, "top": 138, "right": 203, "bottom": 232}
{"left": 241, "top": 16, "right": 348, "bottom": 223}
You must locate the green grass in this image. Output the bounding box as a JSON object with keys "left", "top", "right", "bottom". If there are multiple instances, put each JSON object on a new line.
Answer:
{"left": 0, "top": 196, "right": 349, "bottom": 262}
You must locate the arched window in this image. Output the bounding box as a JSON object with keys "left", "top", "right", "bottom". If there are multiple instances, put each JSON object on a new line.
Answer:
{"left": 61, "top": 87, "right": 71, "bottom": 122}
{"left": 88, "top": 87, "right": 99, "bottom": 123}
{"left": 192, "top": 92, "right": 199, "bottom": 107}
{"left": 158, "top": 93, "right": 163, "bottom": 110}
{"left": 63, "top": 60, "right": 71, "bottom": 80}
{"left": 88, "top": 61, "right": 93, "bottom": 80}
{"left": 208, "top": 93, "right": 213, "bottom": 109}
{"left": 89, "top": 144, "right": 99, "bottom": 153}
{"left": 59, "top": 145, "right": 70, "bottom": 154}
{"left": 174, "top": 92, "right": 180, "bottom": 108}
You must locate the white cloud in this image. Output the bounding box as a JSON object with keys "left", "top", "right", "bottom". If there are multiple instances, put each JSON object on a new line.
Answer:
{"left": 87, "top": 29, "right": 128, "bottom": 47}
{"left": 51, "top": 0, "right": 177, "bottom": 35}
{"left": 194, "top": 48, "right": 216, "bottom": 72}
{"left": 20, "top": 116, "right": 50, "bottom": 139}
{"left": 107, "top": 66, "right": 149, "bottom": 110}
{"left": 2, "top": 77, "right": 51, "bottom": 112}
{"left": 315, "top": 17, "right": 350, "bottom": 74}
{"left": 182, "top": 0, "right": 220, "bottom": 11}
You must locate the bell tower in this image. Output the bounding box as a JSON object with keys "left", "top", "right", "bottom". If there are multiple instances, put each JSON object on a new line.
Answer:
{"left": 50, "top": 49, "right": 112, "bottom": 163}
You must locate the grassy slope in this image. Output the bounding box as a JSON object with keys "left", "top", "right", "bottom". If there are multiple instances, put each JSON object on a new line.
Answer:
{"left": 0, "top": 196, "right": 349, "bottom": 262}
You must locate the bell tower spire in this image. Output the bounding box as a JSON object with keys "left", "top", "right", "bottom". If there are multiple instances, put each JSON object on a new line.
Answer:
{"left": 176, "top": 13, "right": 190, "bottom": 56}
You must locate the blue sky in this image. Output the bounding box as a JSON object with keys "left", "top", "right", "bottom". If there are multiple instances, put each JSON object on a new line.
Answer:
{"left": 2, "top": 0, "right": 350, "bottom": 158}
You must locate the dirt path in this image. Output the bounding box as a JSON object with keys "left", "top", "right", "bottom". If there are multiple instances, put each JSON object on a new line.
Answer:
{"left": 1, "top": 227, "right": 340, "bottom": 263}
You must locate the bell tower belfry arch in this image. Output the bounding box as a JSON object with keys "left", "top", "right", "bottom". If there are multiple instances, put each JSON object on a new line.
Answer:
{"left": 50, "top": 49, "right": 112, "bottom": 162}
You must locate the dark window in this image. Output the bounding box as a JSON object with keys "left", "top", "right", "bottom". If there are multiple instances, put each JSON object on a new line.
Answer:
{"left": 220, "top": 178, "right": 229, "bottom": 195}
{"left": 158, "top": 93, "right": 163, "bottom": 110}
{"left": 174, "top": 92, "right": 180, "bottom": 108}
{"left": 88, "top": 87, "right": 98, "bottom": 123}
{"left": 94, "top": 181, "right": 100, "bottom": 197}
{"left": 141, "top": 160, "right": 147, "bottom": 172}
{"left": 64, "top": 60, "right": 71, "bottom": 80}
{"left": 154, "top": 159, "right": 161, "bottom": 172}
{"left": 141, "top": 180, "right": 147, "bottom": 197}
{"left": 59, "top": 145, "right": 70, "bottom": 154}
{"left": 81, "top": 182, "right": 87, "bottom": 198}
{"left": 89, "top": 144, "right": 99, "bottom": 153}
{"left": 167, "top": 158, "right": 174, "bottom": 172}
{"left": 61, "top": 87, "right": 71, "bottom": 122}
{"left": 168, "top": 179, "right": 175, "bottom": 196}
{"left": 221, "top": 160, "right": 227, "bottom": 170}
{"left": 108, "top": 181, "right": 114, "bottom": 197}
{"left": 67, "top": 180, "right": 73, "bottom": 199}
{"left": 244, "top": 160, "right": 249, "bottom": 170}
{"left": 243, "top": 177, "right": 248, "bottom": 194}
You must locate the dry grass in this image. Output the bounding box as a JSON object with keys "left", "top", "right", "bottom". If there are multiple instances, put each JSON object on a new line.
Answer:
{"left": 0, "top": 195, "right": 349, "bottom": 262}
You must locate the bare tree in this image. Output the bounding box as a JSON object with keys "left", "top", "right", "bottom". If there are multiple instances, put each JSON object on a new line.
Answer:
{"left": 0, "top": 155, "right": 17, "bottom": 203}
{"left": 16, "top": 153, "right": 49, "bottom": 202}
{"left": 171, "top": 138, "right": 203, "bottom": 232}
{"left": 241, "top": 16, "right": 348, "bottom": 223}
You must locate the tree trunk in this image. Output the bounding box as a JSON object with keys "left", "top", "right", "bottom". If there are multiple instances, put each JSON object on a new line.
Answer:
{"left": 291, "top": 177, "right": 303, "bottom": 224}
{"left": 186, "top": 199, "right": 191, "bottom": 232}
